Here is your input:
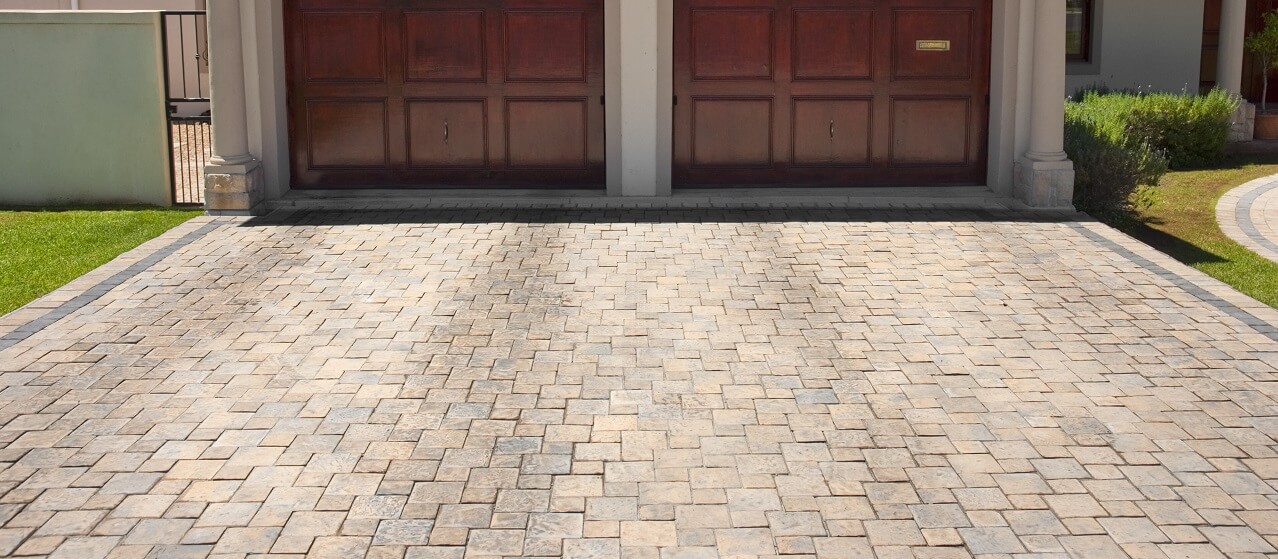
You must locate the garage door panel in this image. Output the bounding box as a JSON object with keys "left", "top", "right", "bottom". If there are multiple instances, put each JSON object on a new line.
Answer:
{"left": 302, "top": 12, "right": 386, "bottom": 83}
{"left": 693, "top": 98, "right": 773, "bottom": 167}
{"left": 792, "top": 10, "right": 874, "bottom": 81}
{"left": 675, "top": 0, "right": 988, "bottom": 186}
{"left": 405, "top": 11, "right": 486, "bottom": 82}
{"left": 792, "top": 98, "right": 871, "bottom": 167}
{"left": 892, "top": 9, "right": 975, "bottom": 80}
{"left": 407, "top": 100, "right": 488, "bottom": 168}
{"left": 306, "top": 99, "right": 388, "bottom": 168}
{"left": 507, "top": 99, "right": 589, "bottom": 168}
{"left": 287, "top": 0, "right": 604, "bottom": 188}
{"left": 691, "top": 9, "right": 774, "bottom": 80}
{"left": 890, "top": 98, "right": 970, "bottom": 165}
{"left": 504, "top": 12, "right": 589, "bottom": 82}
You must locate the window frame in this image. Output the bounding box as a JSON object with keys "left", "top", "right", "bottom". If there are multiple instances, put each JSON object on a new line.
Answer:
{"left": 1066, "top": 0, "right": 1094, "bottom": 62}
{"left": 1066, "top": 0, "right": 1103, "bottom": 77}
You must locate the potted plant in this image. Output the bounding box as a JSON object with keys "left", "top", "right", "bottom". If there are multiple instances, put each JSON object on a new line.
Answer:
{"left": 1247, "top": 10, "right": 1278, "bottom": 139}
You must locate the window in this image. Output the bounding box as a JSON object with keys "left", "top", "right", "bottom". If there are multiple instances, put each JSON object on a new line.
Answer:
{"left": 1067, "top": 0, "right": 1093, "bottom": 62}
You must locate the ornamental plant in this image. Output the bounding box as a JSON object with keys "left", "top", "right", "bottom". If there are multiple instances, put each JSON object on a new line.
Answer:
{"left": 1246, "top": 9, "right": 1278, "bottom": 113}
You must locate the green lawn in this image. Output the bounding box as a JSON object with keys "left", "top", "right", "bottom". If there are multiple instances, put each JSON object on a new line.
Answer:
{"left": 0, "top": 208, "right": 202, "bottom": 316}
{"left": 1114, "top": 156, "right": 1278, "bottom": 308}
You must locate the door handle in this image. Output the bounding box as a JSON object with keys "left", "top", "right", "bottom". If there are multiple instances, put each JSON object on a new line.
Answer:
{"left": 829, "top": 120, "right": 835, "bottom": 139}
{"left": 444, "top": 121, "right": 449, "bottom": 143}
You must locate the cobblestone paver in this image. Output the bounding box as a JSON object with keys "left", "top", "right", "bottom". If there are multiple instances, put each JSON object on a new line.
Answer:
{"left": 1, "top": 209, "right": 1278, "bottom": 559}
{"left": 1218, "top": 172, "right": 1278, "bottom": 265}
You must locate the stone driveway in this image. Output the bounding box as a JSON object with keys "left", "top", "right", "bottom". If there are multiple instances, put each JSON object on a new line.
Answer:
{"left": 1, "top": 208, "right": 1278, "bottom": 559}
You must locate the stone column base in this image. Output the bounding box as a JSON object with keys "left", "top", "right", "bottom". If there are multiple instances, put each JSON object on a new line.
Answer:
{"left": 204, "top": 160, "right": 266, "bottom": 216}
{"left": 1230, "top": 102, "right": 1256, "bottom": 143}
{"left": 1015, "top": 158, "right": 1076, "bottom": 210}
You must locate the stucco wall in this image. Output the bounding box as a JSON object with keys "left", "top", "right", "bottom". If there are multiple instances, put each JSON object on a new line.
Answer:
{"left": 1067, "top": 0, "right": 1205, "bottom": 96}
{"left": 0, "top": 11, "right": 170, "bottom": 206}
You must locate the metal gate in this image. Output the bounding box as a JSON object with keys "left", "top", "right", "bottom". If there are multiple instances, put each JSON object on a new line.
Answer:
{"left": 161, "top": 11, "right": 211, "bottom": 206}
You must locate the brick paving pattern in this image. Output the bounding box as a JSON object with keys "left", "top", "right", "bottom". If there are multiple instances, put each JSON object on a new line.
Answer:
{"left": 0, "top": 209, "right": 1277, "bottom": 559}
{"left": 1218, "top": 173, "right": 1278, "bottom": 265}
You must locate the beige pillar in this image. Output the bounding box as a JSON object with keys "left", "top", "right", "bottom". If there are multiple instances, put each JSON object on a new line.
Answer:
{"left": 208, "top": 0, "right": 250, "bottom": 166}
{"left": 1219, "top": 0, "right": 1255, "bottom": 142}
{"left": 204, "top": 0, "right": 265, "bottom": 215}
{"left": 606, "top": 0, "right": 673, "bottom": 197}
{"left": 1015, "top": 0, "right": 1075, "bottom": 209}
{"left": 1219, "top": 0, "right": 1247, "bottom": 96}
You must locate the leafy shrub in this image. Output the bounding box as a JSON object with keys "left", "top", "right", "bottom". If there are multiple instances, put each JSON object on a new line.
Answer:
{"left": 1064, "top": 89, "right": 1237, "bottom": 218}
{"left": 1125, "top": 90, "right": 1237, "bottom": 169}
{"left": 1068, "top": 89, "right": 1237, "bottom": 169}
{"left": 1065, "top": 102, "right": 1168, "bottom": 219}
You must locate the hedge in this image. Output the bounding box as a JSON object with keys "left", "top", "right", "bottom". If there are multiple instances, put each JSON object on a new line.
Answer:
{"left": 1065, "top": 89, "right": 1237, "bottom": 217}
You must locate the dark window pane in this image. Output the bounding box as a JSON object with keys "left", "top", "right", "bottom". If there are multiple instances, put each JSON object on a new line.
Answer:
{"left": 1066, "top": 0, "right": 1091, "bottom": 61}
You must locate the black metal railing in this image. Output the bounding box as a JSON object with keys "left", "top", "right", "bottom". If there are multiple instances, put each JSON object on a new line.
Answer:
{"left": 161, "top": 11, "right": 211, "bottom": 206}
{"left": 169, "top": 117, "right": 212, "bottom": 207}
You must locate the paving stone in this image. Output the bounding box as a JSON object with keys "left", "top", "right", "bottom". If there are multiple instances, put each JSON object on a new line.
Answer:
{"left": 373, "top": 519, "right": 434, "bottom": 545}
{"left": 1201, "top": 526, "right": 1277, "bottom": 553}
{"left": 467, "top": 529, "right": 525, "bottom": 555}
{"left": 0, "top": 210, "right": 1276, "bottom": 559}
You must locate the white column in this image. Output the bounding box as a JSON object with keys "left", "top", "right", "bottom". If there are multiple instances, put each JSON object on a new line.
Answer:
{"left": 207, "top": 0, "right": 252, "bottom": 166}
{"left": 1219, "top": 0, "right": 1255, "bottom": 142}
{"left": 606, "top": 0, "right": 670, "bottom": 197}
{"left": 1016, "top": 0, "right": 1074, "bottom": 209}
{"left": 1025, "top": 0, "right": 1068, "bottom": 163}
{"left": 204, "top": 0, "right": 265, "bottom": 214}
{"left": 1218, "top": 0, "right": 1247, "bottom": 96}
{"left": 618, "top": 0, "right": 660, "bottom": 196}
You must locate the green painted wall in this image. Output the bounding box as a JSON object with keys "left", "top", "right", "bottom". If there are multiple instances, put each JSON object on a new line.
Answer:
{"left": 0, "top": 12, "right": 170, "bottom": 206}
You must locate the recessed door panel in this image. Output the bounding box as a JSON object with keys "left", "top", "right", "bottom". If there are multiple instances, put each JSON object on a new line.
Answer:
{"left": 893, "top": 10, "right": 974, "bottom": 80}
{"left": 504, "top": 12, "right": 589, "bottom": 81}
{"left": 692, "top": 98, "right": 773, "bottom": 167}
{"left": 793, "top": 10, "right": 873, "bottom": 80}
{"left": 286, "top": 0, "right": 605, "bottom": 188}
{"left": 792, "top": 98, "right": 871, "bottom": 167}
{"left": 507, "top": 100, "right": 588, "bottom": 167}
{"left": 306, "top": 100, "right": 388, "bottom": 168}
{"left": 691, "top": 9, "right": 774, "bottom": 79}
{"left": 302, "top": 12, "right": 385, "bottom": 82}
{"left": 891, "top": 98, "right": 970, "bottom": 165}
{"left": 674, "top": 0, "right": 990, "bottom": 186}
{"left": 408, "top": 100, "right": 487, "bottom": 168}
{"left": 405, "top": 11, "right": 486, "bottom": 82}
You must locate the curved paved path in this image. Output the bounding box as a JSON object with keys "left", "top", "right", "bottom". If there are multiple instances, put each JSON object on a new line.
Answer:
{"left": 1218, "top": 172, "right": 1278, "bottom": 264}
{"left": 2, "top": 209, "right": 1278, "bottom": 559}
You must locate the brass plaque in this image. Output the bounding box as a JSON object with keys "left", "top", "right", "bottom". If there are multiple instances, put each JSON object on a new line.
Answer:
{"left": 916, "top": 40, "right": 951, "bottom": 52}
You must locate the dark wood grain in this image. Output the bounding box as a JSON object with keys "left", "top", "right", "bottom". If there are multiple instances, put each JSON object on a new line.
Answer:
{"left": 404, "top": 11, "right": 486, "bottom": 82}
{"left": 673, "top": 0, "right": 992, "bottom": 187}
{"left": 285, "top": 0, "right": 605, "bottom": 189}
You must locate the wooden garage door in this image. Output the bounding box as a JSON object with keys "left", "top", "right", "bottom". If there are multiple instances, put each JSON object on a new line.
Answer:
{"left": 674, "top": 0, "right": 991, "bottom": 187}
{"left": 285, "top": 0, "right": 605, "bottom": 189}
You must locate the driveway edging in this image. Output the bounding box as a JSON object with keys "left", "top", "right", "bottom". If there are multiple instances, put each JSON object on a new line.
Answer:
{"left": 1217, "top": 172, "right": 1278, "bottom": 264}
{"left": 1068, "top": 219, "right": 1278, "bottom": 342}
{"left": 0, "top": 217, "right": 234, "bottom": 352}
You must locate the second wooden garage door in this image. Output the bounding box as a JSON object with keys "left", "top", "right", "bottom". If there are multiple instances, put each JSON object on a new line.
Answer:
{"left": 674, "top": 0, "right": 992, "bottom": 187}
{"left": 286, "top": 0, "right": 605, "bottom": 189}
